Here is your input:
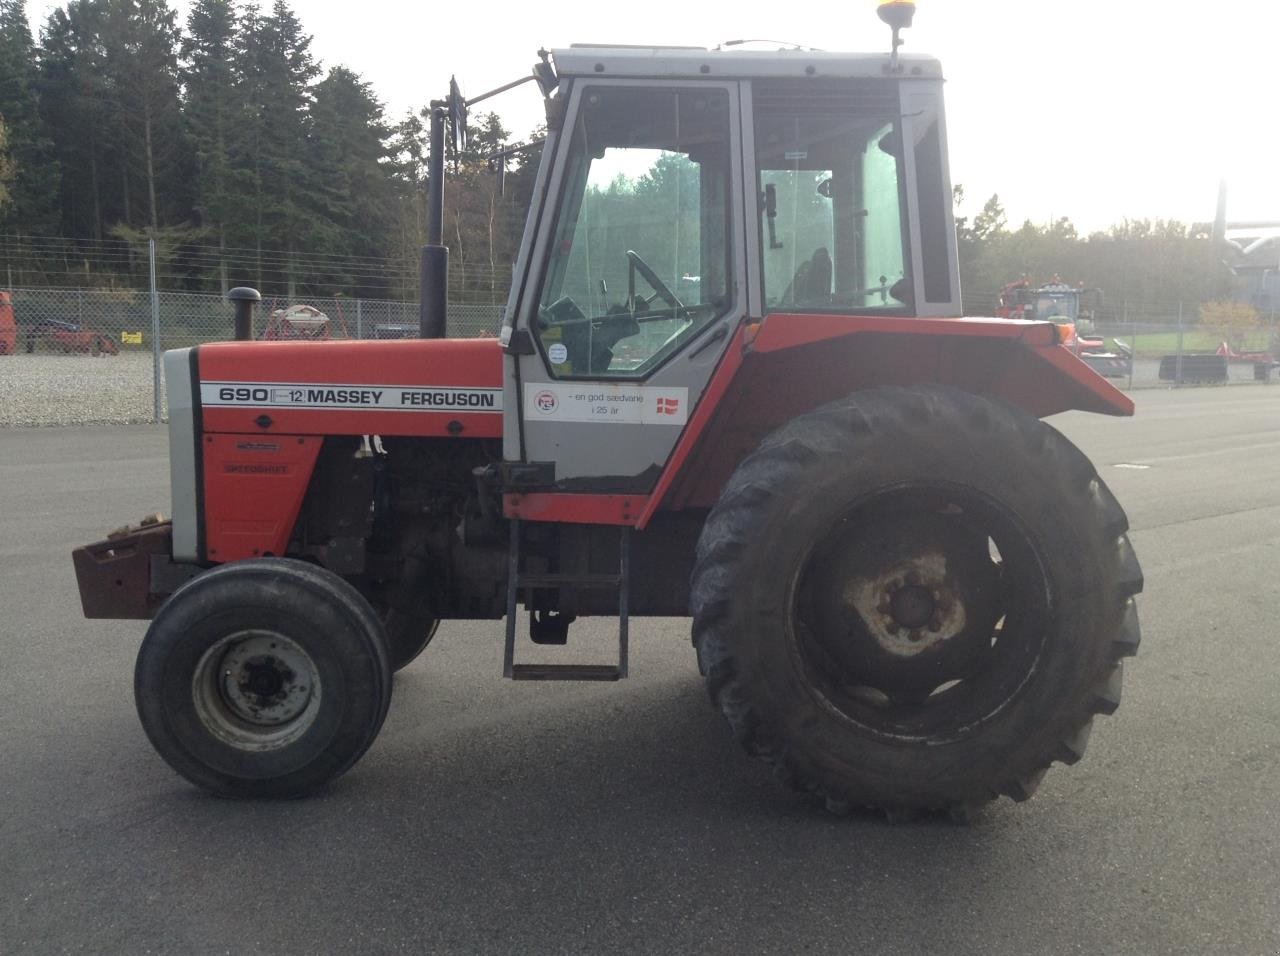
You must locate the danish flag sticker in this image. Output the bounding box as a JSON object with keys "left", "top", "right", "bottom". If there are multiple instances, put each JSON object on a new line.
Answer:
{"left": 655, "top": 396, "right": 680, "bottom": 416}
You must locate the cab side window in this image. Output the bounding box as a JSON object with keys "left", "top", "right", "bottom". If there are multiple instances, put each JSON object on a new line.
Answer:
{"left": 754, "top": 81, "right": 909, "bottom": 314}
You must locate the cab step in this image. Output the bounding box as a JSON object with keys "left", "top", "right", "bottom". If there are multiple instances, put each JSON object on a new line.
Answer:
{"left": 503, "top": 518, "right": 630, "bottom": 680}
{"left": 510, "top": 664, "right": 622, "bottom": 681}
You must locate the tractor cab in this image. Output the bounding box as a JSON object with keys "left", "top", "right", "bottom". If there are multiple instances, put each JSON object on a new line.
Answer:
{"left": 1030, "top": 289, "right": 1080, "bottom": 323}
{"left": 498, "top": 45, "right": 960, "bottom": 487}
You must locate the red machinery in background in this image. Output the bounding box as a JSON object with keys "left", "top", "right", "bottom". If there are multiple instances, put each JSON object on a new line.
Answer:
{"left": 0, "top": 292, "right": 15, "bottom": 354}
{"left": 997, "top": 276, "right": 1131, "bottom": 378}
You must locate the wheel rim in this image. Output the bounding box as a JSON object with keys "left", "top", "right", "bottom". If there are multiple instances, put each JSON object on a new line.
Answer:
{"left": 790, "top": 483, "right": 1051, "bottom": 744}
{"left": 192, "top": 630, "right": 322, "bottom": 751}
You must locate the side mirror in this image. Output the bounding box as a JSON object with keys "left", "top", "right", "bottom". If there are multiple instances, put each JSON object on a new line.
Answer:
{"left": 447, "top": 76, "right": 468, "bottom": 155}
{"left": 533, "top": 49, "right": 558, "bottom": 99}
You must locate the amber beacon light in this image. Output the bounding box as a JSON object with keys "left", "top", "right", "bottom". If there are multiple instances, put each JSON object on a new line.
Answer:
{"left": 877, "top": 0, "right": 916, "bottom": 28}
{"left": 877, "top": 0, "right": 916, "bottom": 70}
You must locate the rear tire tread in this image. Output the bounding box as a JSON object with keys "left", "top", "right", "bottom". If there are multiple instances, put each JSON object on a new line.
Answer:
{"left": 691, "top": 385, "right": 1143, "bottom": 816}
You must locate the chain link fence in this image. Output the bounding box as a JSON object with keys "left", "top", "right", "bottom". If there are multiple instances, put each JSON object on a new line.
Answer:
{"left": 1, "top": 287, "right": 504, "bottom": 427}
{"left": 4, "top": 290, "right": 1277, "bottom": 427}
{"left": 1085, "top": 318, "right": 1279, "bottom": 389}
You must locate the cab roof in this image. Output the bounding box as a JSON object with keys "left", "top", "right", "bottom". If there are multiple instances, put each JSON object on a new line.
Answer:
{"left": 550, "top": 46, "right": 943, "bottom": 81}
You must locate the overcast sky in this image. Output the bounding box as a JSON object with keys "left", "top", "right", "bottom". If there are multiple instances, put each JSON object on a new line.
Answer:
{"left": 31, "top": 0, "right": 1279, "bottom": 234}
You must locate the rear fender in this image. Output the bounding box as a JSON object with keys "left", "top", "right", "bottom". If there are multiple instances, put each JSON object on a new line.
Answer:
{"left": 640, "top": 314, "right": 1132, "bottom": 523}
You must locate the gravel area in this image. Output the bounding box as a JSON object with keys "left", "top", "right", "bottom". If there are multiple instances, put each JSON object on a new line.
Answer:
{"left": 0, "top": 352, "right": 166, "bottom": 427}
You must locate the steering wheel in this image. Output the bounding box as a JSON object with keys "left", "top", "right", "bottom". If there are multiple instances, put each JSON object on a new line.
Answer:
{"left": 626, "top": 250, "right": 684, "bottom": 310}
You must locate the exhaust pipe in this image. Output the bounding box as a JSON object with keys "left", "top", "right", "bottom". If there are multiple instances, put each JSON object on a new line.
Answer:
{"left": 420, "top": 103, "right": 449, "bottom": 339}
{"left": 227, "top": 287, "right": 262, "bottom": 341}
{"left": 419, "top": 245, "right": 447, "bottom": 339}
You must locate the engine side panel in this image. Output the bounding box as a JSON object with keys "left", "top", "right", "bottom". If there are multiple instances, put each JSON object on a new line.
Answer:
{"left": 196, "top": 337, "right": 505, "bottom": 439}
{"left": 202, "top": 435, "right": 322, "bottom": 562}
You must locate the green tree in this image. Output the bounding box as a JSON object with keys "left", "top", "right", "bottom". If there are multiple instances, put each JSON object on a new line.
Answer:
{"left": 971, "top": 193, "right": 1007, "bottom": 243}
{"left": 229, "top": 0, "right": 319, "bottom": 287}
{"left": 181, "top": 0, "right": 238, "bottom": 252}
{"left": 306, "top": 65, "right": 397, "bottom": 293}
{"left": 102, "top": 0, "right": 191, "bottom": 232}
{"left": 1200, "top": 299, "right": 1259, "bottom": 350}
{"left": 442, "top": 110, "right": 520, "bottom": 303}
{"left": 38, "top": 0, "right": 115, "bottom": 239}
{"left": 0, "top": 0, "right": 58, "bottom": 233}
{"left": 0, "top": 116, "right": 17, "bottom": 210}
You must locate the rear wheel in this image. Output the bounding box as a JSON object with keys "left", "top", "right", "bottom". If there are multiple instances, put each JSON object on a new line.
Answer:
{"left": 381, "top": 611, "right": 440, "bottom": 671}
{"left": 691, "top": 386, "right": 1142, "bottom": 812}
{"left": 363, "top": 521, "right": 440, "bottom": 672}
{"left": 135, "top": 558, "right": 393, "bottom": 798}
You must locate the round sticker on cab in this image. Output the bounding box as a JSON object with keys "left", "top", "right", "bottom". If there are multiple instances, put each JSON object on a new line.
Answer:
{"left": 547, "top": 343, "right": 568, "bottom": 365}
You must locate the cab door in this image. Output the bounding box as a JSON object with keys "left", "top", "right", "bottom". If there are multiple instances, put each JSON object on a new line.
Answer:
{"left": 500, "top": 79, "right": 748, "bottom": 491}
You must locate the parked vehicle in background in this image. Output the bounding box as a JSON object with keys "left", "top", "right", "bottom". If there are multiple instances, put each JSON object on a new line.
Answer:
{"left": 372, "top": 323, "right": 416, "bottom": 339}
{"left": 996, "top": 276, "right": 1131, "bottom": 378}
{"left": 0, "top": 292, "right": 15, "bottom": 355}
{"left": 260, "top": 304, "right": 332, "bottom": 340}
{"left": 25, "top": 317, "right": 118, "bottom": 355}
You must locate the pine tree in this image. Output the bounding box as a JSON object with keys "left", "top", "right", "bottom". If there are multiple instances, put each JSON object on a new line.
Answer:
{"left": 101, "top": 0, "right": 191, "bottom": 232}
{"left": 38, "top": 0, "right": 114, "bottom": 239}
{"left": 229, "top": 0, "right": 319, "bottom": 288}
{"left": 0, "top": 0, "right": 58, "bottom": 233}
{"left": 181, "top": 0, "right": 238, "bottom": 256}
{"left": 307, "top": 65, "right": 396, "bottom": 293}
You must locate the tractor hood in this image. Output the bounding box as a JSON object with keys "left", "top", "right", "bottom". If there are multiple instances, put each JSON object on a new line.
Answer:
{"left": 192, "top": 337, "right": 505, "bottom": 439}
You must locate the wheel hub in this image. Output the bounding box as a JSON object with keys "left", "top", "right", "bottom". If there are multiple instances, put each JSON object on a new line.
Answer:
{"left": 802, "top": 510, "right": 1003, "bottom": 694}
{"left": 221, "top": 638, "right": 314, "bottom": 725}
{"left": 241, "top": 657, "right": 289, "bottom": 699}
{"left": 888, "top": 583, "right": 935, "bottom": 631}
{"left": 192, "top": 630, "right": 322, "bottom": 749}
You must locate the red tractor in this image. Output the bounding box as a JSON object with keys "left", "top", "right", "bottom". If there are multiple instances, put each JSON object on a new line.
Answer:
{"left": 997, "top": 276, "right": 1132, "bottom": 378}
{"left": 73, "top": 3, "right": 1141, "bottom": 816}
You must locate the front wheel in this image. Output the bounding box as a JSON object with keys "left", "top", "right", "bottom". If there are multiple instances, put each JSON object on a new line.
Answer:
{"left": 691, "top": 386, "right": 1143, "bottom": 812}
{"left": 135, "top": 558, "right": 393, "bottom": 798}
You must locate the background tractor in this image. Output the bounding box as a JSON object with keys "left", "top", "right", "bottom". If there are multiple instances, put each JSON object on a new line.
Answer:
{"left": 73, "top": 3, "right": 1141, "bottom": 817}
{"left": 996, "top": 275, "right": 1132, "bottom": 378}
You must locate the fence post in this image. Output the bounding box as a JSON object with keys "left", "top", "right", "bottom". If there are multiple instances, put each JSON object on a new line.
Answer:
{"left": 1125, "top": 303, "right": 1134, "bottom": 391}
{"left": 356, "top": 298, "right": 363, "bottom": 339}
{"left": 1175, "top": 302, "right": 1184, "bottom": 387}
{"left": 149, "top": 239, "right": 162, "bottom": 422}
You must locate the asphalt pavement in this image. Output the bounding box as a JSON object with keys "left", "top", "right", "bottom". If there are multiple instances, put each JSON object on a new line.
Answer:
{"left": 2, "top": 387, "right": 1278, "bottom": 954}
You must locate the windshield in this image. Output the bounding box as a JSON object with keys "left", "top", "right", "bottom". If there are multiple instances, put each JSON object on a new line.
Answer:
{"left": 534, "top": 87, "right": 732, "bottom": 377}
{"left": 1033, "top": 293, "right": 1078, "bottom": 322}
